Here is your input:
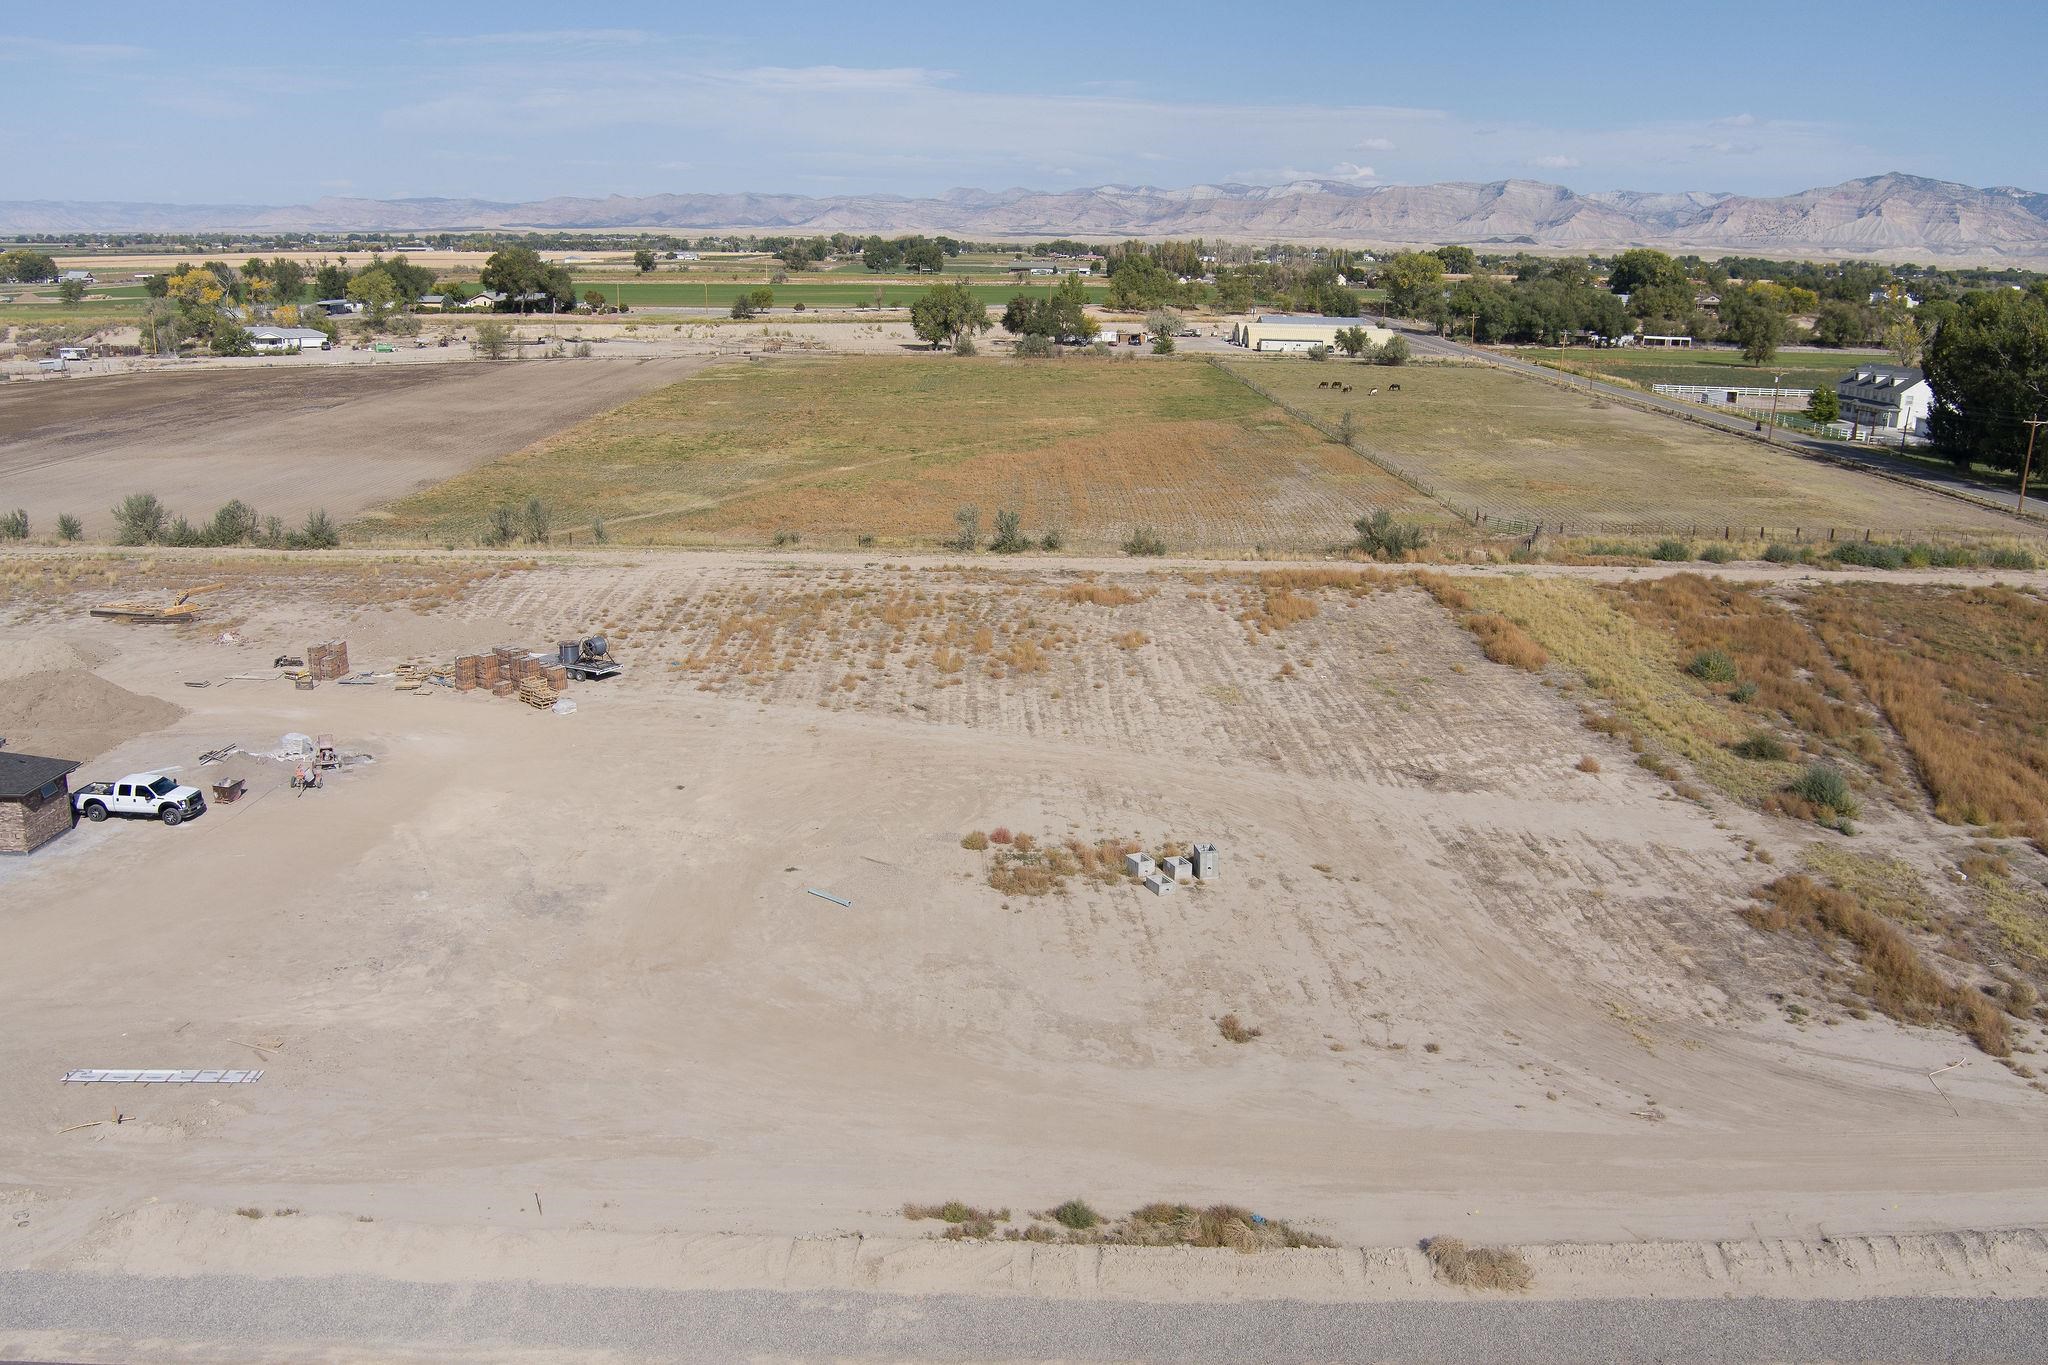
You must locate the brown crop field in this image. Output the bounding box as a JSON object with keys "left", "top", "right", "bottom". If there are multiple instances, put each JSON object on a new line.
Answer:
{"left": 0, "top": 357, "right": 703, "bottom": 538}
{"left": 1225, "top": 359, "right": 2026, "bottom": 536}
{"left": 367, "top": 355, "right": 1447, "bottom": 553}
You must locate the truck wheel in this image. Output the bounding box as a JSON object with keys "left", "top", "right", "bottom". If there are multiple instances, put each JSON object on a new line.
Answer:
{"left": 83, "top": 802, "right": 107, "bottom": 822}
{"left": 160, "top": 807, "right": 183, "bottom": 827}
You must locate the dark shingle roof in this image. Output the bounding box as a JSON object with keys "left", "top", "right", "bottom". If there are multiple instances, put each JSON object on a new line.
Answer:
{"left": 0, "top": 751, "right": 79, "bottom": 799}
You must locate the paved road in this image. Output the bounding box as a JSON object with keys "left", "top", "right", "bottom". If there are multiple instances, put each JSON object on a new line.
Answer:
{"left": 1392, "top": 325, "right": 2048, "bottom": 524}
{"left": 4, "top": 1270, "right": 2047, "bottom": 1363}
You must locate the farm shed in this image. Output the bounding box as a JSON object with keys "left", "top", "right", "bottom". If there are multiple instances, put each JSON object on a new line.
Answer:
{"left": 0, "top": 751, "right": 80, "bottom": 855}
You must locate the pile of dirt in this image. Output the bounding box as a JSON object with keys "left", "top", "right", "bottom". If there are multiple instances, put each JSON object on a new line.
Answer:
{"left": 0, "top": 644, "right": 184, "bottom": 761}
{"left": 0, "top": 639, "right": 103, "bottom": 682}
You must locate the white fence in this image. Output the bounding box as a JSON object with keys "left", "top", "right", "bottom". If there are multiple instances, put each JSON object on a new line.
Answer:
{"left": 1652, "top": 383, "right": 1814, "bottom": 406}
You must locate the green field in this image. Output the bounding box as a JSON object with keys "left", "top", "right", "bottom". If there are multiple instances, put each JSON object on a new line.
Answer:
{"left": 1225, "top": 357, "right": 2026, "bottom": 537}
{"left": 577, "top": 276, "right": 1110, "bottom": 310}
{"left": 1512, "top": 346, "right": 1894, "bottom": 392}
{"left": 364, "top": 355, "right": 1443, "bottom": 551}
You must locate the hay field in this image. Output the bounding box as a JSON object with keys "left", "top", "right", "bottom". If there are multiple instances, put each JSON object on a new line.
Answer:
{"left": 1229, "top": 359, "right": 2024, "bottom": 535}
{"left": 1511, "top": 346, "right": 1893, "bottom": 392}
{"left": 370, "top": 356, "right": 1446, "bottom": 552}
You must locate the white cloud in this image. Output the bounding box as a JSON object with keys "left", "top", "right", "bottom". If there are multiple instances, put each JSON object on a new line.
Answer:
{"left": 359, "top": 61, "right": 1883, "bottom": 198}
{"left": 423, "top": 29, "right": 658, "bottom": 47}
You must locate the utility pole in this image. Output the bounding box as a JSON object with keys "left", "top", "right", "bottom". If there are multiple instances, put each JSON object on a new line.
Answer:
{"left": 2021, "top": 417, "right": 2046, "bottom": 513}
{"left": 1765, "top": 372, "right": 1784, "bottom": 444}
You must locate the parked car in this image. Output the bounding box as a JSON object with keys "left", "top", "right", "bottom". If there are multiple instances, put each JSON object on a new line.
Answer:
{"left": 72, "top": 772, "right": 206, "bottom": 826}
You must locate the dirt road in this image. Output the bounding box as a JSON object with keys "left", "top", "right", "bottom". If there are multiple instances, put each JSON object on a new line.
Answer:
{"left": 0, "top": 357, "right": 702, "bottom": 536}
{"left": 7, "top": 1267, "right": 2047, "bottom": 1363}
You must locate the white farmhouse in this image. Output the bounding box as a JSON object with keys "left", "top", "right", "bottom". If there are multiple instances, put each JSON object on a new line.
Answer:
{"left": 1835, "top": 364, "right": 1933, "bottom": 436}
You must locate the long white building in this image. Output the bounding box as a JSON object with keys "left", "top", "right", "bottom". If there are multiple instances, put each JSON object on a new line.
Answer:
{"left": 1229, "top": 314, "right": 1393, "bottom": 353}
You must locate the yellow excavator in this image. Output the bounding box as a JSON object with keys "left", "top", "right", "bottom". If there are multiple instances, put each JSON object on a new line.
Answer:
{"left": 90, "top": 582, "right": 226, "bottom": 623}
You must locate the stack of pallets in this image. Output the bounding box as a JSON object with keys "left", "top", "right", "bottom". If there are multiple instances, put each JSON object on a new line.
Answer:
{"left": 517, "top": 676, "right": 556, "bottom": 709}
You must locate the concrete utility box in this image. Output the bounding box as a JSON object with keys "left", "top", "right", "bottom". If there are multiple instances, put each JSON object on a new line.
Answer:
{"left": 1125, "top": 852, "right": 1155, "bottom": 877}
{"left": 1142, "top": 871, "right": 1175, "bottom": 896}
{"left": 1192, "top": 843, "right": 1218, "bottom": 880}
{"left": 1163, "top": 855, "right": 1193, "bottom": 883}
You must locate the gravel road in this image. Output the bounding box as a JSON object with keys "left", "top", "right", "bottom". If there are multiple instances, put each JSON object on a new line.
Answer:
{"left": 5, "top": 1270, "right": 2047, "bottom": 1363}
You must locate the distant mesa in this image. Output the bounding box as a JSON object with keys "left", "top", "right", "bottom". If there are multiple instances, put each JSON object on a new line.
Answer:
{"left": 3, "top": 173, "right": 2046, "bottom": 259}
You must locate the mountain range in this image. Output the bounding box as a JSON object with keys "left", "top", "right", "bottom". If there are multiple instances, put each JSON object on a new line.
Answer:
{"left": 7, "top": 173, "right": 2048, "bottom": 260}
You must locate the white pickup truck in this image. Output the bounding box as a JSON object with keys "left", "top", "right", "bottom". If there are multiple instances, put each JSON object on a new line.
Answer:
{"left": 72, "top": 773, "right": 206, "bottom": 826}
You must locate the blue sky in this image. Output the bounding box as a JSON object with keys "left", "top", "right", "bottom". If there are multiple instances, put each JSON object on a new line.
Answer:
{"left": 4, "top": 0, "right": 2044, "bottom": 203}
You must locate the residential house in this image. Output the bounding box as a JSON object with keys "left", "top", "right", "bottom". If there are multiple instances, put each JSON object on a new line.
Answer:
{"left": 248, "top": 325, "right": 332, "bottom": 354}
{"left": 1836, "top": 364, "right": 1933, "bottom": 436}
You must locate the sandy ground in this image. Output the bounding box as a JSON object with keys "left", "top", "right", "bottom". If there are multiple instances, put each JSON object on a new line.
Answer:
{"left": 0, "top": 357, "right": 702, "bottom": 536}
{"left": 2, "top": 550, "right": 2046, "bottom": 1320}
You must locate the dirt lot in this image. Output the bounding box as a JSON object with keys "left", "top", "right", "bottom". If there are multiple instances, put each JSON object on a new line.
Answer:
{"left": 3, "top": 547, "right": 2047, "bottom": 1293}
{"left": 0, "top": 358, "right": 702, "bottom": 537}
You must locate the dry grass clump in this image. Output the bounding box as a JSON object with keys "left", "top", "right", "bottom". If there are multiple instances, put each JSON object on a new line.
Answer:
{"left": 1461, "top": 613, "right": 1548, "bottom": 672}
{"left": 960, "top": 830, "right": 989, "bottom": 851}
{"left": 1239, "top": 588, "right": 1319, "bottom": 634}
{"left": 978, "top": 830, "right": 1145, "bottom": 897}
{"left": 905, "top": 1199, "right": 1010, "bottom": 1239}
{"left": 904, "top": 1199, "right": 1010, "bottom": 1223}
{"left": 1746, "top": 874, "right": 2008, "bottom": 1055}
{"left": 1412, "top": 570, "right": 1473, "bottom": 611}
{"left": 1800, "top": 847, "right": 1936, "bottom": 929}
{"left": 1423, "top": 1236, "right": 1534, "bottom": 1292}
{"left": 1060, "top": 582, "right": 1143, "bottom": 607}
{"left": 1217, "top": 1013, "right": 1263, "bottom": 1043}
{"left": 1115, "top": 629, "right": 1149, "bottom": 650}
{"left": 1253, "top": 567, "right": 1393, "bottom": 593}
{"left": 1047, "top": 1199, "right": 1100, "bottom": 1230}
{"left": 1807, "top": 584, "right": 2048, "bottom": 844}
{"left": 1576, "top": 755, "right": 1602, "bottom": 773}
{"left": 1107, "top": 1203, "right": 1335, "bottom": 1252}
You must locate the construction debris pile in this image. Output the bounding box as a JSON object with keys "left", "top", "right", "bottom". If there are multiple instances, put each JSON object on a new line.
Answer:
{"left": 89, "top": 583, "right": 224, "bottom": 623}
